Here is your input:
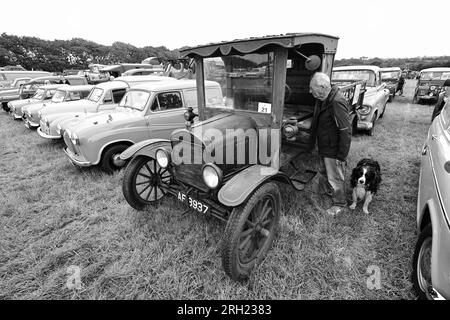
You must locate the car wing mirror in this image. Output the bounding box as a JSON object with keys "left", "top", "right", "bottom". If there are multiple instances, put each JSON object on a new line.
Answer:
{"left": 294, "top": 50, "right": 321, "bottom": 71}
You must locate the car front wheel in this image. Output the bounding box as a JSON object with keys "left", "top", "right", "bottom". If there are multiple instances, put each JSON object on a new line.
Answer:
{"left": 221, "top": 182, "right": 281, "bottom": 281}
{"left": 122, "top": 156, "right": 171, "bottom": 210}
{"left": 412, "top": 224, "right": 434, "bottom": 300}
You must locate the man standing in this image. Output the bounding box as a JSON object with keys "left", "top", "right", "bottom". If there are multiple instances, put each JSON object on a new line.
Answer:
{"left": 309, "top": 72, "right": 352, "bottom": 216}
{"left": 396, "top": 73, "right": 405, "bottom": 96}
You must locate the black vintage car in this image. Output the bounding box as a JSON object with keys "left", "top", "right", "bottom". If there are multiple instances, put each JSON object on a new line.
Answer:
{"left": 118, "top": 33, "right": 365, "bottom": 281}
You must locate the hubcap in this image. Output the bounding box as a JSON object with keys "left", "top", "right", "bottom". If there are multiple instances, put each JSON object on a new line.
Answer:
{"left": 417, "top": 237, "right": 433, "bottom": 296}
{"left": 238, "top": 195, "right": 275, "bottom": 265}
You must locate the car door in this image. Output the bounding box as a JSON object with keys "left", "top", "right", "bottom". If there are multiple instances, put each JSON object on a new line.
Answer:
{"left": 97, "top": 88, "right": 126, "bottom": 112}
{"left": 428, "top": 101, "right": 450, "bottom": 219}
{"left": 147, "top": 91, "right": 187, "bottom": 139}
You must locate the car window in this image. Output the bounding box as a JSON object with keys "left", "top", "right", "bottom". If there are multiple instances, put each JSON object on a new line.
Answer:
{"left": 442, "top": 100, "right": 450, "bottom": 128}
{"left": 152, "top": 92, "right": 183, "bottom": 111}
{"left": 112, "top": 89, "right": 127, "bottom": 103}
{"left": 51, "top": 90, "right": 66, "bottom": 103}
{"left": 119, "top": 90, "right": 150, "bottom": 111}
{"left": 103, "top": 90, "right": 113, "bottom": 103}
{"left": 68, "top": 91, "right": 81, "bottom": 101}
{"left": 88, "top": 88, "right": 103, "bottom": 102}
{"left": 80, "top": 90, "right": 91, "bottom": 99}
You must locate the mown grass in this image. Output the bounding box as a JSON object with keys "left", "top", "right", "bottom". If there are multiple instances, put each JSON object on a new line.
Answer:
{"left": 0, "top": 80, "right": 431, "bottom": 299}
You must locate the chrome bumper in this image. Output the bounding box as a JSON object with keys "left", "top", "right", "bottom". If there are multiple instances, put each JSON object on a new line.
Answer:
{"left": 37, "top": 127, "right": 61, "bottom": 140}
{"left": 24, "top": 119, "right": 39, "bottom": 129}
{"left": 63, "top": 147, "right": 92, "bottom": 167}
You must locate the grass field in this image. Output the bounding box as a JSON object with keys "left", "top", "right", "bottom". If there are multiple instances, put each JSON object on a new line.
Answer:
{"left": 0, "top": 80, "right": 433, "bottom": 299}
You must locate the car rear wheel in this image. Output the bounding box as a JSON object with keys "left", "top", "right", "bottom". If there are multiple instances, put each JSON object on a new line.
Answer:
{"left": 412, "top": 224, "right": 433, "bottom": 300}
{"left": 122, "top": 156, "right": 171, "bottom": 210}
{"left": 100, "top": 144, "right": 130, "bottom": 174}
{"left": 221, "top": 182, "right": 281, "bottom": 281}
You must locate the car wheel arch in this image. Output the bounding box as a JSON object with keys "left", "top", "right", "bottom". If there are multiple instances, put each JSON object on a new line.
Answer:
{"left": 97, "top": 140, "right": 135, "bottom": 164}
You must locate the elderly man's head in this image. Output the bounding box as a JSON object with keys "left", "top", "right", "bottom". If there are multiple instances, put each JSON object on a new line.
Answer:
{"left": 310, "top": 72, "right": 332, "bottom": 101}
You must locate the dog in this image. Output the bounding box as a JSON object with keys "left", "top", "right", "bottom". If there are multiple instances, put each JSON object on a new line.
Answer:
{"left": 349, "top": 158, "right": 381, "bottom": 214}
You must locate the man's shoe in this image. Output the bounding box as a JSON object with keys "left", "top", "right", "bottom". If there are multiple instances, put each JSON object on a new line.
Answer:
{"left": 326, "top": 206, "right": 345, "bottom": 216}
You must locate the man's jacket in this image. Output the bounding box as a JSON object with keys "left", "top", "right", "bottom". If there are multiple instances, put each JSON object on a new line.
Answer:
{"left": 312, "top": 85, "right": 351, "bottom": 161}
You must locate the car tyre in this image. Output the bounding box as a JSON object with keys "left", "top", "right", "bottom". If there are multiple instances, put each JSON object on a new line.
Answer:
{"left": 412, "top": 224, "right": 433, "bottom": 300}
{"left": 380, "top": 101, "right": 387, "bottom": 118}
{"left": 100, "top": 144, "right": 129, "bottom": 173}
{"left": 122, "top": 156, "right": 171, "bottom": 210}
{"left": 221, "top": 182, "right": 281, "bottom": 281}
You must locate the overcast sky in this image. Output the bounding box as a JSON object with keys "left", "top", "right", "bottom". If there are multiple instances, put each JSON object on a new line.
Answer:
{"left": 1, "top": 0, "right": 449, "bottom": 59}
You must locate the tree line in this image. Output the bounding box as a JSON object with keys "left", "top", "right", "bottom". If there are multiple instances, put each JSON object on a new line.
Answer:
{"left": 1, "top": 33, "right": 450, "bottom": 72}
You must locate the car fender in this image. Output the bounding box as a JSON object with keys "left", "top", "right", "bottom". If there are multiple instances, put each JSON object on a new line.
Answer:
{"left": 218, "top": 165, "right": 288, "bottom": 207}
{"left": 119, "top": 139, "right": 172, "bottom": 161}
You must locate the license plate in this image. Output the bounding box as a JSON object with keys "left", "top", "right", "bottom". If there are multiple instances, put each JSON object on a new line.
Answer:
{"left": 177, "top": 192, "right": 209, "bottom": 214}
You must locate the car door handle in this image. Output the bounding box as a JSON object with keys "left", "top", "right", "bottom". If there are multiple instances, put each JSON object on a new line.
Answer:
{"left": 431, "top": 134, "right": 439, "bottom": 141}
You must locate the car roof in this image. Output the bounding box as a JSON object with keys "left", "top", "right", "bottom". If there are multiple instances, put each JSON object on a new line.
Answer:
{"left": 333, "top": 65, "right": 381, "bottom": 73}
{"left": 38, "top": 84, "right": 69, "bottom": 90}
{"left": 420, "top": 67, "right": 450, "bottom": 73}
{"left": 181, "top": 33, "right": 339, "bottom": 58}
{"left": 56, "top": 85, "right": 94, "bottom": 92}
{"left": 380, "top": 67, "right": 401, "bottom": 72}
{"left": 114, "top": 75, "right": 176, "bottom": 83}
{"left": 94, "top": 81, "right": 131, "bottom": 90}
{"left": 128, "top": 79, "right": 219, "bottom": 92}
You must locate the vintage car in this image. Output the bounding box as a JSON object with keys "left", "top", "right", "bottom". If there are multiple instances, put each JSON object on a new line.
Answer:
{"left": 22, "top": 85, "right": 93, "bottom": 128}
{"left": 431, "top": 79, "right": 450, "bottom": 122}
{"left": 38, "top": 76, "right": 177, "bottom": 140}
{"left": 332, "top": 65, "right": 390, "bottom": 136}
{"left": 8, "top": 84, "right": 63, "bottom": 119}
{"left": 0, "top": 70, "right": 51, "bottom": 89}
{"left": 380, "top": 67, "right": 402, "bottom": 101}
{"left": 102, "top": 63, "right": 165, "bottom": 78}
{"left": 117, "top": 33, "right": 365, "bottom": 281}
{"left": 121, "top": 68, "right": 165, "bottom": 76}
{"left": 413, "top": 68, "right": 450, "bottom": 104}
{"left": 62, "top": 80, "right": 222, "bottom": 173}
{"left": 413, "top": 98, "right": 450, "bottom": 300}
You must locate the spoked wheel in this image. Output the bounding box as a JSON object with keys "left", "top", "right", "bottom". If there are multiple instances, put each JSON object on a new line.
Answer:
{"left": 122, "top": 156, "right": 171, "bottom": 210}
{"left": 412, "top": 224, "right": 434, "bottom": 300}
{"left": 221, "top": 182, "right": 281, "bottom": 281}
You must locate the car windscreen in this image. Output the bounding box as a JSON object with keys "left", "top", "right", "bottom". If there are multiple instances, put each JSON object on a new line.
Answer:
{"left": 32, "top": 88, "right": 46, "bottom": 100}
{"left": 202, "top": 53, "right": 273, "bottom": 112}
{"left": 420, "top": 72, "right": 450, "bottom": 81}
{"left": 442, "top": 100, "right": 450, "bottom": 128}
{"left": 381, "top": 71, "right": 401, "bottom": 80}
{"left": 87, "top": 88, "right": 103, "bottom": 102}
{"left": 118, "top": 90, "right": 150, "bottom": 111}
{"left": 51, "top": 90, "right": 66, "bottom": 103}
{"left": 332, "top": 70, "right": 376, "bottom": 87}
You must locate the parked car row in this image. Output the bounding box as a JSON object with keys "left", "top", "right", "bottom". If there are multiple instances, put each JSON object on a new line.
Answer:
{"left": 2, "top": 33, "right": 444, "bottom": 300}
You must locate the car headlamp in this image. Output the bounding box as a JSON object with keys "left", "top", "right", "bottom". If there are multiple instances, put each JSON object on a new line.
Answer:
{"left": 358, "top": 105, "right": 371, "bottom": 115}
{"left": 43, "top": 117, "right": 50, "bottom": 127}
{"left": 70, "top": 132, "right": 80, "bottom": 146}
{"left": 430, "top": 85, "right": 436, "bottom": 91}
{"left": 155, "top": 148, "right": 170, "bottom": 168}
{"left": 202, "top": 164, "right": 223, "bottom": 189}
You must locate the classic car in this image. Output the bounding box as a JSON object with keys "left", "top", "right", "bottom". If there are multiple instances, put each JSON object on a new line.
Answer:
{"left": 431, "top": 79, "right": 450, "bottom": 122}
{"left": 8, "top": 84, "right": 63, "bottom": 120}
{"left": 413, "top": 98, "right": 450, "bottom": 300}
{"left": 121, "top": 68, "right": 164, "bottom": 76}
{"left": 1, "top": 75, "right": 88, "bottom": 112}
{"left": 0, "top": 70, "right": 51, "bottom": 89}
{"left": 38, "top": 76, "right": 178, "bottom": 140}
{"left": 332, "top": 65, "right": 390, "bottom": 136}
{"left": 117, "top": 33, "right": 364, "bottom": 281}
{"left": 380, "top": 67, "right": 402, "bottom": 101}
{"left": 22, "top": 85, "right": 93, "bottom": 128}
{"left": 413, "top": 67, "right": 450, "bottom": 104}
{"left": 62, "top": 80, "right": 222, "bottom": 173}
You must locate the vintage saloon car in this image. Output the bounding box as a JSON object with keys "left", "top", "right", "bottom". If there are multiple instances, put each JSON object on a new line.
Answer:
{"left": 8, "top": 84, "right": 63, "bottom": 119}
{"left": 431, "top": 79, "right": 450, "bottom": 122}
{"left": 413, "top": 99, "right": 450, "bottom": 300}
{"left": 380, "top": 67, "right": 401, "bottom": 101}
{"left": 117, "top": 33, "right": 365, "bottom": 281}
{"left": 38, "top": 76, "right": 177, "bottom": 140}
{"left": 332, "top": 65, "right": 389, "bottom": 136}
{"left": 413, "top": 68, "right": 450, "bottom": 104}
{"left": 62, "top": 80, "right": 222, "bottom": 173}
{"left": 22, "top": 85, "right": 93, "bottom": 128}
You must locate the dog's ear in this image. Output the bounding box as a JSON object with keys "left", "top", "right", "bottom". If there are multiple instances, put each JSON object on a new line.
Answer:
{"left": 373, "top": 160, "right": 381, "bottom": 174}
